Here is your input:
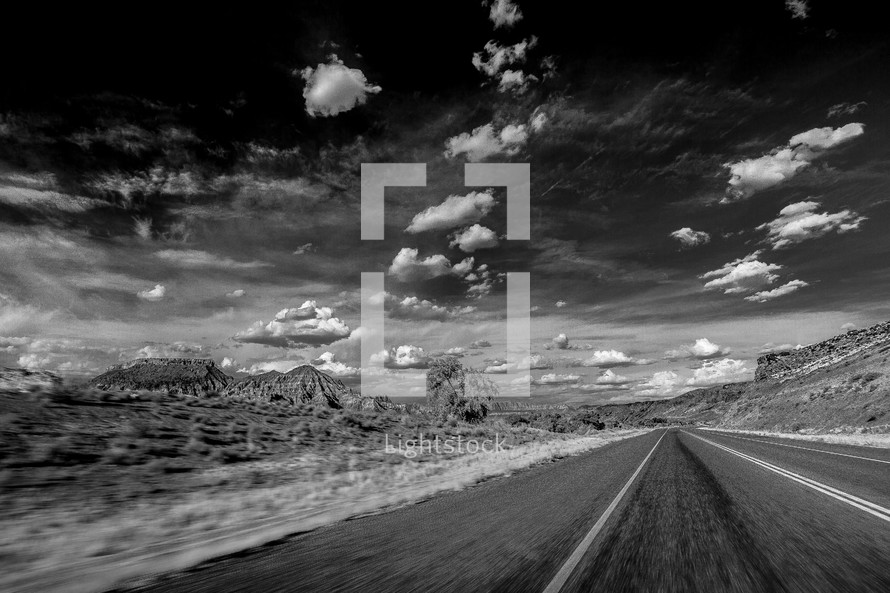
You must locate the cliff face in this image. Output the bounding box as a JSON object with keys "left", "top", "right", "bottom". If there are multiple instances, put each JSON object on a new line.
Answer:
{"left": 594, "top": 320, "right": 890, "bottom": 432}
{"left": 224, "top": 364, "right": 402, "bottom": 410}
{"left": 225, "top": 365, "right": 351, "bottom": 408}
{"left": 0, "top": 368, "right": 63, "bottom": 393}
{"left": 755, "top": 321, "right": 890, "bottom": 382}
{"left": 88, "top": 358, "right": 232, "bottom": 396}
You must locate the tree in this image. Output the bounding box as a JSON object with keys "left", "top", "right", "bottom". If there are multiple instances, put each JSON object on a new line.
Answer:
{"left": 426, "top": 357, "right": 498, "bottom": 422}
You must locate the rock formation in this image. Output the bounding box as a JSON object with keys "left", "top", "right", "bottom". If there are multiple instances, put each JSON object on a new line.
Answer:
{"left": 756, "top": 320, "right": 890, "bottom": 382}
{"left": 0, "top": 368, "right": 63, "bottom": 393}
{"left": 593, "top": 319, "right": 890, "bottom": 432}
{"left": 224, "top": 364, "right": 349, "bottom": 407}
{"left": 89, "top": 358, "right": 232, "bottom": 396}
{"left": 226, "top": 365, "right": 402, "bottom": 411}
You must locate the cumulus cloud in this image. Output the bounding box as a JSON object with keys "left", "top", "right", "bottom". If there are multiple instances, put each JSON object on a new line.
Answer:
{"left": 155, "top": 249, "right": 271, "bottom": 269}
{"left": 220, "top": 357, "right": 237, "bottom": 369}
{"left": 470, "top": 339, "right": 492, "bottom": 348}
{"left": 686, "top": 358, "right": 751, "bottom": 386}
{"left": 555, "top": 300, "right": 567, "bottom": 308}
{"left": 789, "top": 125, "right": 864, "bottom": 150}
{"left": 744, "top": 279, "right": 808, "bottom": 303}
{"left": 388, "top": 248, "right": 474, "bottom": 282}
{"left": 757, "top": 200, "right": 866, "bottom": 249}
{"left": 5, "top": 337, "right": 113, "bottom": 374}
{"left": 636, "top": 371, "right": 682, "bottom": 397}
{"left": 485, "top": 0, "right": 523, "bottom": 28}
{"left": 724, "top": 123, "right": 864, "bottom": 200}
{"left": 372, "top": 345, "right": 430, "bottom": 369}
{"left": 239, "top": 359, "right": 304, "bottom": 375}
{"left": 841, "top": 322, "right": 857, "bottom": 332}
{"left": 759, "top": 342, "right": 803, "bottom": 353}
{"left": 497, "top": 69, "right": 538, "bottom": 94}
{"left": 670, "top": 227, "right": 710, "bottom": 247}
{"left": 137, "top": 284, "right": 166, "bottom": 301}
{"left": 472, "top": 38, "right": 537, "bottom": 77}
{"left": 0, "top": 336, "right": 31, "bottom": 353}
{"left": 701, "top": 251, "right": 782, "bottom": 295}
{"left": 484, "top": 354, "right": 551, "bottom": 374}
{"left": 534, "top": 373, "right": 583, "bottom": 385}
{"left": 300, "top": 55, "right": 381, "bottom": 117}
{"left": 785, "top": 0, "right": 810, "bottom": 19}
{"left": 18, "top": 353, "right": 53, "bottom": 369}
{"left": 233, "top": 300, "right": 351, "bottom": 347}
{"left": 407, "top": 191, "right": 496, "bottom": 233}
{"left": 311, "top": 351, "right": 359, "bottom": 377}
{"left": 444, "top": 123, "right": 528, "bottom": 161}
{"left": 595, "top": 369, "right": 631, "bottom": 385}
{"left": 226, "top": 289, "right": 246, "bottom": 298}
{"left": 552, "top": 333, "right": 569, "bottom": 349}
{"left": 449, "top": 224, "right": 499, "bottom": 252}
{"left": 389, "top": 295, "right": 475, "bottom": 321}
{"left": 580, "top": 350, "right": 650, "bottom": 367}
{"left": 724, "top": 148, "right": 809, "bottom": 199}
{"left": 666, "top": 338, "right": 730, "bottom": 360}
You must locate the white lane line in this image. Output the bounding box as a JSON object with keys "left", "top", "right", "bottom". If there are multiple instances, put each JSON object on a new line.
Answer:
{"left": 703, "top": 431, "right": 890, "bottom": 465}
{"left": 542, "top": 430, "right": 667, "bottom": 593}
{"left": 685, "top": 431, "right": 890, "bottom": 523}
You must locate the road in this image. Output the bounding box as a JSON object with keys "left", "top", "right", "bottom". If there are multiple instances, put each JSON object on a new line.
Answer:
{"left": 130, "top": 429, "right": 890, "bottom": 593}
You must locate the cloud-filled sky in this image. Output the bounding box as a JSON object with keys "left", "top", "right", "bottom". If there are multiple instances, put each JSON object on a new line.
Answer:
{"left": 1, "top": 1, "right": 889, "bottom": 404}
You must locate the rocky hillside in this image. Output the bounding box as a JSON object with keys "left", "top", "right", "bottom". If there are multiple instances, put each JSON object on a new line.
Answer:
{"left": 595, "top": 320, "right": 890, "bottom": 432}
{"left": 756, "top": 320, "right": 890, "bottom": 381}
{"left": 225, "top": 366, "right": 346, "bottom": 407}
{"left": 0, "top": 368, "right": 63, "bottom": 393}
{"left": 89, "top": 358, "right": 232, "bottom": 396}
{"left": 225, "top": 364, "right": 400, "bottom": 411}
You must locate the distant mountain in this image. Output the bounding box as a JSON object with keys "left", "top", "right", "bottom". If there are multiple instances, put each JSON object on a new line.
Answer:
{"left": 88, "top": 358, "right": 232, "bottom": 396}
{"left": 225, "top": 365, "right": 347, "bottom": 407}
{"left": 595, "top": 320, "right": 890, "bottom": 432}
{"left": 0, "top": 368, "right": 63, "bottom": 393}
{"left": 225, "top": 364, "right": 401, "bottom": 411}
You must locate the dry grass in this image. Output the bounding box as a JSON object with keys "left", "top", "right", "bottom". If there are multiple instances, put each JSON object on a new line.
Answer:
{"left": 702, "top": 427, "right": 890, "bottom": 448}
{"left": 0, "top": 388, "right": 649, "bottom": 593}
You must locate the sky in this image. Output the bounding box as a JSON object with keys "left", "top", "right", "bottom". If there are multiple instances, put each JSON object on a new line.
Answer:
{"left": 1, "top": 0, "right": 889, "bottom": 403}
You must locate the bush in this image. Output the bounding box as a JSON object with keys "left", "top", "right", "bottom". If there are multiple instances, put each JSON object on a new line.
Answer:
{"left": 426, "top": 357, "right": 497, "bottom": 423}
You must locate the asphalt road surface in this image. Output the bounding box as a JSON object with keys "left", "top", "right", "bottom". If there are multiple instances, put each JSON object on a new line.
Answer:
{"left": 130, "top": 429, "right": 890, "bottom": 593}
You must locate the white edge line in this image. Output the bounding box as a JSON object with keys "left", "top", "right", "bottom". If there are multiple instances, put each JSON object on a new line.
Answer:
{"left": 685, "top": 431, "right": 890, "bottom": 522}
{"left": 704, "top": 431, "right": 890, "bottom": 465}
{"left": 542, "top": 429, "right": 667, "bottom": 593}
{"left": 690, "top": 433, "right": 890, "bottom": 514}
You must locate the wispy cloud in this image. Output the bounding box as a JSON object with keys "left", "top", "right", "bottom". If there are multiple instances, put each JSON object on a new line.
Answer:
{"left": 757, "top": 201, "right": 866, "bottom": 249}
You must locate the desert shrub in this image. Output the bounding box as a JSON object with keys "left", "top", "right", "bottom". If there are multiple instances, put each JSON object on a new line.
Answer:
{"left": 184, "top": 438, "right": 211, "bottom": 456}
{"left": 103, "top": 438, "right": 150, "bottom": 465}
{"left": 43, "top": 386, "right": 79, "bottom": 405}
{"left": 210, "top": 446, "right": 251, "bottom": 463}
{"left": 30, "top": 438, "right": 81, "bottom": 465}
{"left": 146, "top": 459, "right": 194, "bottom": 473}
{"left": 426, "top": 357, "right": 497, "bottom": 423}
{"left": 862, "top": 372, "right": 882, "bottom": 383}
{"left": 123, "top": 419, "right": 151, "bottom": 439}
